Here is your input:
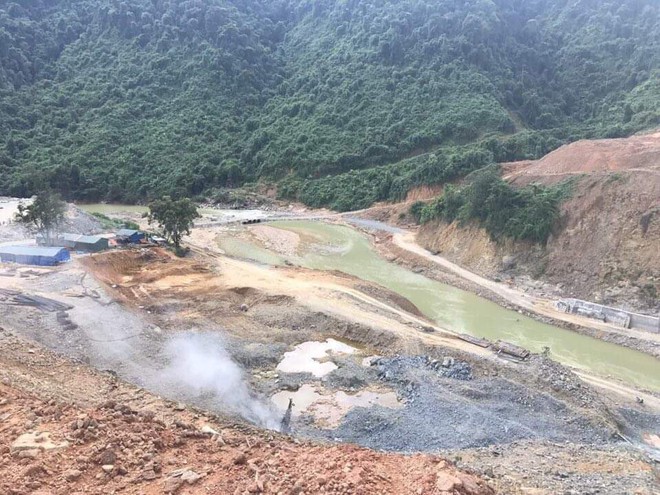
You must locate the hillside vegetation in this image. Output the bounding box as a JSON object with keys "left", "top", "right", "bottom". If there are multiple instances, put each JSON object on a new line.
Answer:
{"left": 415, "top": 132, "right": 660, "bottom": 309}
{"left": 1, "top": 0, "right": 659, "bottom": 207}
{"left": 411, "top": 167, "right": 575, "bottom": 244}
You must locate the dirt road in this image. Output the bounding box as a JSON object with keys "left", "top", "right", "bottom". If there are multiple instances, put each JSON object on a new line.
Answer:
{"left": 391, "top": 231, "right": 660, "bottom": 349}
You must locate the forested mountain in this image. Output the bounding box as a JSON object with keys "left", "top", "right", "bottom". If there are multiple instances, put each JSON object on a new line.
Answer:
{"left": 1, "top": 0, "right": 658, "bottom": 208}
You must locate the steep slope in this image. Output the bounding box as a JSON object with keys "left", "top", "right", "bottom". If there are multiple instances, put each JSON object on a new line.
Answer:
{"left": 417, "top": 132, "right": 660, "bottom": 312}
{"left": 0, "top": 331, "right": 493, "bottom": 495}
{"left": 0, "top": 0, "right": 285, "bottom": 201}
{"left": 0, "top": 0, "right": 659, "bottom": 204}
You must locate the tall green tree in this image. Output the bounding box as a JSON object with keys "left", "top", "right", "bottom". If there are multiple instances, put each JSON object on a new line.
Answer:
{"left": 147, "top": 197, "right": 200, "bottom": 251}
{"left": 15, "top": 190, "right": 66, "bottom": 245}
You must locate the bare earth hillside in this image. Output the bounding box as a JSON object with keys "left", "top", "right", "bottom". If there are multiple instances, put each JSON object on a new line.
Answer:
{"left": 418, "top": 132, "right": 660, "bottom": 313}
{"left": 0, "top": 329, "right": 493, "bottom": 495}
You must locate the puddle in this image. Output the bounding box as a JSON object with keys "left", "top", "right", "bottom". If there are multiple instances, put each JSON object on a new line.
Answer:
{"left": 272, "top": 384, "right": 323, "bottom": 413}
{"left": 276, "top": 339, "right": 357, "bottom": 377}
{"left": 272, "top": 384, "right": 402, "bottom": 428}
{"left": 273, "top": 340, "right": 401, "bottom": 428}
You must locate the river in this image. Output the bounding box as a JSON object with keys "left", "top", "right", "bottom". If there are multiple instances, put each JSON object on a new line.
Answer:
{"left": 218, "top": 220, "right": 660, "bottom": 392}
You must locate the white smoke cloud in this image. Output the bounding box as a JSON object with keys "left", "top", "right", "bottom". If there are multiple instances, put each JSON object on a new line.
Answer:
{"left": 160, "top": 332, "right": 280, "bottom": 430}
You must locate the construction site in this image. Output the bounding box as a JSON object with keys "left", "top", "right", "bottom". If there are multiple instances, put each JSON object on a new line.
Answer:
{"left": 1, "top": 180, "right": 660, "bottom": 494}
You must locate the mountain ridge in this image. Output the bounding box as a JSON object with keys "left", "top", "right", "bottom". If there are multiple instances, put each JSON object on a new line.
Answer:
{"left": 1, "top": 0, "right": 658, "bottom": 206}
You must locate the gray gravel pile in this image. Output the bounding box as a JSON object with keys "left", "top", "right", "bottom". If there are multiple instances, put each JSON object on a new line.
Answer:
{"left": 531, "top": 355, "right": 598, "bottom": 408}
{"left": 60, "top": 205, "right": 104, "bottom": 235}
{"left": 0, "top": 204, "right": 103, "bottom": 243}
{"left": 372, "top": 355, "right": 473, "bottom": 395}
{"left": 323, "top": 356, "right": 374, "bottom": 390}
{"left": 451, "top": 441, "right": 658, "bottom": 495}
{"left": 292, "top": 354, "right": 617, "bottom": 453}
{"left": 322, "top": 373, "right": 613, "bottom": 453}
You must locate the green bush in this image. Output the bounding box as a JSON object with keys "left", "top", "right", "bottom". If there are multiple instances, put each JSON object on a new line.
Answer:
{"left": 417, "top": 169, "right": 575, "bottom": 244}
{"left": 91, "top": 212, "right": 140, "bottom": 231}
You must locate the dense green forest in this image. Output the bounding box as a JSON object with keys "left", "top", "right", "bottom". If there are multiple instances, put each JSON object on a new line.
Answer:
{"left": 1, "top": 0, "right": 659, "bottom": 208}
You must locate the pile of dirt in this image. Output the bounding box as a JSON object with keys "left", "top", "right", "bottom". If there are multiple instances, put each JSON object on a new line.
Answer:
{"left": 60, "top": 205, "right": 104, "bottom": 235}
{"left": 502, "top": 131, "right": 660, "bottom": 179}
{"left": 417, "top": 131, "right": 660, "bottom": 313}
{"left": 80, "top": 248, "right": 215, "bottom": 304}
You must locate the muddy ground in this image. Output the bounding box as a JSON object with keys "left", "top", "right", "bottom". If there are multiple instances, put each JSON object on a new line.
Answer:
{"left": 1, "top": 242, "right": 658, "bottom": 494}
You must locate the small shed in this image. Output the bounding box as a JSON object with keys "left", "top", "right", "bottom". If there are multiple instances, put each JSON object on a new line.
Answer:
{"left": 151, "top": 235, "right": 167, "bottom": 245}
{"left": 57, "top": 233, "right": 109, "bottom": 252}
{"left": 116, "top": 229, "right": 145, "bottom": 244}
{"left": 0, "top": 246, "right": 70, "bottom": 266}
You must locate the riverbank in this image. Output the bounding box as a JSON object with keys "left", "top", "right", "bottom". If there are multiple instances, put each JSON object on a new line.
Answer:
{"left": 51, "top": 201, "right": 660, "bottom": 383}
{"left": 214, "top": 219, "right": 659, "bottom": 396}
{"left": 371, "top": 228, "right": 660, "bottom": 360}
{"left": 329, "top": 204, "right": 660, "bottom": 359}
{"left": 74, "top": 201, "right": 660, "bottom": 359}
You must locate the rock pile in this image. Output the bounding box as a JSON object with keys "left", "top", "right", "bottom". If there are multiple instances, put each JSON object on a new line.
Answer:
{"left": 0, "top": 380, "right": 493, "bottom": 495}
{"left": 372, "top": 354, "right": 473, "bottom": 394}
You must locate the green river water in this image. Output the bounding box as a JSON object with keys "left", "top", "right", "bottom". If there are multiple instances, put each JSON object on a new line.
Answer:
{"left": 219, "top": 220, "right": 660, "bottom": 392}
{"left": 80, "top": 204, "right": 149, "bottom": 215}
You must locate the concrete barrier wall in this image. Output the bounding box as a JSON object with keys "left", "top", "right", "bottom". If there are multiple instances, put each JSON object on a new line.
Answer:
{"left": 629, "top": 312, "right": 660, "bottom": 333}
{"left": 555, "top": 298, "right": 659, "bottom": 334}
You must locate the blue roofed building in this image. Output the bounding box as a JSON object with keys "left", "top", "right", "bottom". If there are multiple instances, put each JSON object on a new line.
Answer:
{"left": 115, "top": 229, "right": 145, "bottom": 244}
{"left": 0, "top": 246, "right": 70, "bottom": 266}
{"left": 37, "top": 233, "right": 110, "bottom": 252}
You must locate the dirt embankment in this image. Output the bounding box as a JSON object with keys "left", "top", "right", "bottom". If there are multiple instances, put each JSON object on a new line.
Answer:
{"left": 418, "top": 132, "right": 660, "bottom": 314}
{"left": 0, "top": 330, "right": 492, "bottom": 495}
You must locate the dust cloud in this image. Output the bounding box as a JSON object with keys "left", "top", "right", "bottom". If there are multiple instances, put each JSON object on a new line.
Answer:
{"left": 160, "top": 332, "right": 281, "bottom": 431}
{"left": 61, "top": 291, "right": 281, "bottom": 431}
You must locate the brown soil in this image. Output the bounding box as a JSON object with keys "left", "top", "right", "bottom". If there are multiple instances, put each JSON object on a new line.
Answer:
{"left": 0, "top": 330, "right": 492, "bottom": 495}
{"left": 79, "top": 246, "right": 483, "bottom": 358}
{"left": 502, "top": 131, "right": 660, "bottom": 179}
{"left": 406, "top": 185, "right": 444, "bottom": 202}
{"left": 2, "top": 243, "right": 658, "bottom": 494}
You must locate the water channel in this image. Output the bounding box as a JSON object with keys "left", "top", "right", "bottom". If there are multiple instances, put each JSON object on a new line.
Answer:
{"left": 218, "top": 220, "right": 660, "bottom": 392}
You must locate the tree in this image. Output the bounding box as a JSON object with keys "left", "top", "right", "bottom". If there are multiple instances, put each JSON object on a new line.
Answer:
{"left": 15, "top": 190, "right": 66, "bottom": 245}
{"left": 147, "top": 196, "right": 200, "bottom": 252}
